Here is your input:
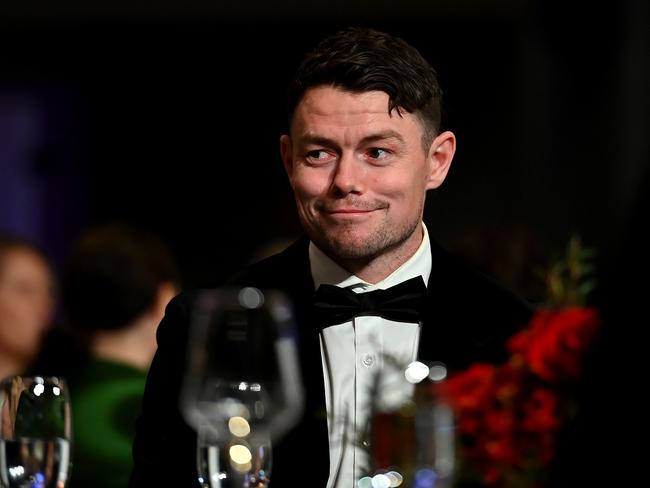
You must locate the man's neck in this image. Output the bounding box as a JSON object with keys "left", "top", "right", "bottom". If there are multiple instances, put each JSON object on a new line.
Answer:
{"left": 326, "top": 226, "right": 425, "bottom": 284}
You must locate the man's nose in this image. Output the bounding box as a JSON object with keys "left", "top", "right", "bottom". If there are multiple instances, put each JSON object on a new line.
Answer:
{"left": 330, "top": 152, "right": 365, "bottom": 196}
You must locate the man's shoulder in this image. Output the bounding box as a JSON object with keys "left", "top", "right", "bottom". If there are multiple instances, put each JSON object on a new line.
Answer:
{"left": 226, "top": 236, "right": 312, "bottom": 290}
{"left": 422, "top": 238, "right": 534, "bottom": 367}
{"left": 427, "top": 237, "right": 533, "bottom": 341}
{"left": 164, "top": 237, "right": 311, "bottom": 324}
{"left": 429, "top": 238, "right": 532, "bottom": 312}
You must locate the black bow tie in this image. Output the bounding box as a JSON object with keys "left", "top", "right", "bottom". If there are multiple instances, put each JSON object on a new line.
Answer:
{"left": 313, "top": 276, "right": 427, "bottom": 328}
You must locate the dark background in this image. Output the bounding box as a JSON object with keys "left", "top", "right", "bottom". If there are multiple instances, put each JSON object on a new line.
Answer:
{"left": 2, "top": 0, "right": 647, "bottom": 296}
{"left": 1, "top": 1, "right": 647, "bottom": 485}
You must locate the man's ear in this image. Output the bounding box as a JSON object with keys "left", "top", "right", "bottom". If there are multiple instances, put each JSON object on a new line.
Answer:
{"left": 280, "top": 134, "right": 294, "bottom": 184}
{"left": 426, "top": 130, "right": 456, "bottom": 190}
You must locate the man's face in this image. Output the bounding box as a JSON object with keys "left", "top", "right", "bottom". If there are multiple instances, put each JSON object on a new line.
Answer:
{"left": 281, "top": 86, "right": 454, "bottom": 264}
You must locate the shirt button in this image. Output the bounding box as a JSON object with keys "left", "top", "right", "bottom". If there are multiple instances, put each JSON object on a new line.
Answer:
{"left": 362, "top": 353, "right": 375, "bottom": 367}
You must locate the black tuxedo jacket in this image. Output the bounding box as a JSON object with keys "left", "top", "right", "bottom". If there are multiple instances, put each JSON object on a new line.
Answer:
{"left": 129, "top": 236, "right": 532, "bottom": 487}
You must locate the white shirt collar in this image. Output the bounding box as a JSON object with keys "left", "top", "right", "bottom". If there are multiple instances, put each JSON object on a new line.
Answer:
{"left": 309, "top": 223, "right": 432, "bottom": 291}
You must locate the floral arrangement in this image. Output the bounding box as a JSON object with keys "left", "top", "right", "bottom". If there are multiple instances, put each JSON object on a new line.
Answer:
{"left": 438, "top": 236, "right": 601, "bottom": 487}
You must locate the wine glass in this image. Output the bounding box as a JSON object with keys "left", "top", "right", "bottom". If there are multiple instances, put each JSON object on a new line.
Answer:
{"left": 361, "top": 361, "right": 455, "bottom": 488}
{"left": 181, "top": 286, "right": 304, "bottom": 488}
{"left": 0, "top": 376, "right": 72, "bottom": 488}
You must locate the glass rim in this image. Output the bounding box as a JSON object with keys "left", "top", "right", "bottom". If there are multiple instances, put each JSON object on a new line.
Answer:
{"left": 0, "top": 375, "right": 69, "bottom": 387}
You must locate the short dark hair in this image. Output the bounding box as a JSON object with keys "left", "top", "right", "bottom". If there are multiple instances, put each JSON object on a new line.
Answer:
{"left": 287, "top": 27, "right": 443, "bottom": 148}
{"left": 62, "top": 224, "right": 179, "bottom": 331}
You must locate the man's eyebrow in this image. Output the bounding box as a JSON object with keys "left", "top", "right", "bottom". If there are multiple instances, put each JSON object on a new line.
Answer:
{"left": 359, "top": 131, "right": 405, "bottom": 145}
{"left": 298, "top": 134, "right": 340, "bottom": 148}
{"left": 297, "top": 131, "right": 405, "bottom": 147}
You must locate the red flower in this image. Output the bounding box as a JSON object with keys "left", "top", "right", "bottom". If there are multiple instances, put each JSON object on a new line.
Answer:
{"left": 509, "top": 307, "right": 600, "bottom": 383}
{"left": 442, "top": 363, "right": 497, "bottom": 412}
{"left": 521, "top": 388, "right": 559, "bottom": 433}
{"left": 438, "top": 306, "right": 601, "bottom": 487}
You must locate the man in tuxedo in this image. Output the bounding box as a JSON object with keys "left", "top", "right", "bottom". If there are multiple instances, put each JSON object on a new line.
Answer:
{"left": 130, "top": 27, "right": 531, "bottom": 487}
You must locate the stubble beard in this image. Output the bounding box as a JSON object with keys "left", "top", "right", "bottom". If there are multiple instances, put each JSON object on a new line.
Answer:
{"left": 310, "top": 212, "right": 423, "bottom": 264}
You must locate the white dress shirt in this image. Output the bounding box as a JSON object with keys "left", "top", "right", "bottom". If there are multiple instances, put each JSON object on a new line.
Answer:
{"left": 310, "top": 224, "right": 432, "bottom": 488}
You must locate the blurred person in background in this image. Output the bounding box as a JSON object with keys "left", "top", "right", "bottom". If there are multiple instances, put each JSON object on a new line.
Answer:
{"left": 0, "top": 235, "right": 55, "bottom": 380}
{"left": 58, "top": 223, "right": 179, "bottom": 488}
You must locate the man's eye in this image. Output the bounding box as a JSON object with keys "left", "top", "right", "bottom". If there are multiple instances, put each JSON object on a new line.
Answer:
{"left": 367, "top": 148, "right": 389, "bottom": 159}
{"left": 305, "top": 150, "right": 333, "bottom": 161}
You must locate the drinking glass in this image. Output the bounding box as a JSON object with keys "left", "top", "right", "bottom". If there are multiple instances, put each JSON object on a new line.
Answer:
{"left": 181, "top": 286, "right": 304, "bottom": 488}
{"left": 361, "top": 361, "right": 455, "bottom": 488}
{"left": 0, "top": 376, "right": 72, "bottom": 488}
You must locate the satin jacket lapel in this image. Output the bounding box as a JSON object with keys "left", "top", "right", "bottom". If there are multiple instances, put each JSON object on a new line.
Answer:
{"left": 418, "top": 239, "right": 450, "bottom": 364}
{"left": 282, "top": 239, "right": 328, "bottom": 424}
{"left": 265, "top": 238, "right": 330, "bottom": 486}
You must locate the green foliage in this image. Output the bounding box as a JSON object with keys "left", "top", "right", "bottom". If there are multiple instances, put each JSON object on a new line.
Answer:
{"left": 543, "top": 235, "right": 596, "bottom": 308}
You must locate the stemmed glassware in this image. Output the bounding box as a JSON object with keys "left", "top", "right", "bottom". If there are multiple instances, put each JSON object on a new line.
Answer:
{"left": 181, "top": 286, "right": 304, "bottom": 488}
{"left": 0, "top": 376, "right": 72, "bottom": 488}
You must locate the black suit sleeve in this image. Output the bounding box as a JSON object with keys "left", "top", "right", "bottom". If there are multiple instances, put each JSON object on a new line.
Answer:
{"left": 129, "top": 293, "right": 198, "bottom": 487}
